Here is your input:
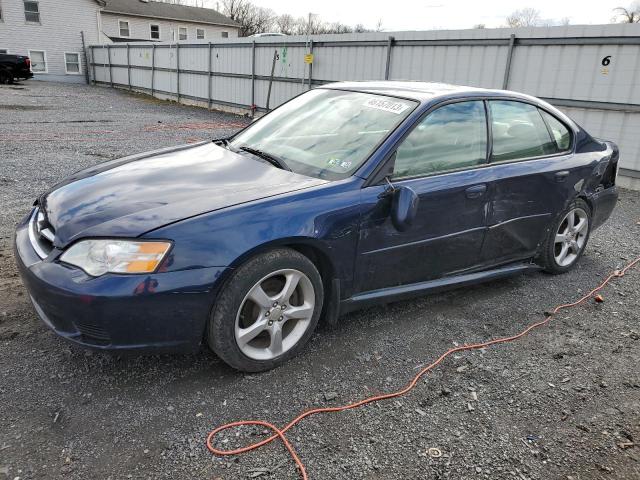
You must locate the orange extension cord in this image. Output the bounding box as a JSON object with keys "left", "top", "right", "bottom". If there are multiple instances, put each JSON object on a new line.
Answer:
{"left": 206, "top": 255, "right": 640, "bottom": 479}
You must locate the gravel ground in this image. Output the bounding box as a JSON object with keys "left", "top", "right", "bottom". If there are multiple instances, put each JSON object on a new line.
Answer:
{"left": 1, "top": 81, "right": 639, "bottom": 480}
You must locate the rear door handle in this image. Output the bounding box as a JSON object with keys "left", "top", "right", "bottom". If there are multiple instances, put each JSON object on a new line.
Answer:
{"left": 555, "top": 171, "right": 570, "bottom": 182}
{"left": 465, "top": 184, "right": 487, "bottom": 199}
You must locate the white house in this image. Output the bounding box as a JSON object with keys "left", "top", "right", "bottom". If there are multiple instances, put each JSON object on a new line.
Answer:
{"left": 101, "top": 0, "right": 239, "bottom": 43}
{"left": 0, "top": 0, "right": 239, "bottom": 83}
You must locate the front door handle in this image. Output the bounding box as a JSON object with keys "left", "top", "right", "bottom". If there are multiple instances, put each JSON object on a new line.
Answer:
{"left": 555, "top": 170, "right": 570, "bottom": 182}
{"left": 465, "top": 184, "right": 487, "bottom": 199}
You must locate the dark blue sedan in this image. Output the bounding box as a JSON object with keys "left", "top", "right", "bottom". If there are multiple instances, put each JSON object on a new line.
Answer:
{"left": 15, "top": 82, "right": 619, "bottom": 371}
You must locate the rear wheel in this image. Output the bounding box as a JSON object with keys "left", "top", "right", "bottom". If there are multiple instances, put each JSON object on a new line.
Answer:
{"left": 538, "top": 199, "right": 591, "bottom": 274}
{"left": 208, "top": 248, "right": 323, "bottom": 372}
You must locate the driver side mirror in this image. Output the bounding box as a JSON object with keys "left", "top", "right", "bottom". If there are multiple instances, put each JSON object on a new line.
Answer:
{"left": 390, "top": 184, "right": 419, "bottom": 232}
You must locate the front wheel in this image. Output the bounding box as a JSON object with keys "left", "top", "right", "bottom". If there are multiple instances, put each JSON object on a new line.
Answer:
{"left": 538, "top": 199, "right": 592, "bottom": 274}
{"left": 207, "top": 248, "right": 324, "bottom": 372}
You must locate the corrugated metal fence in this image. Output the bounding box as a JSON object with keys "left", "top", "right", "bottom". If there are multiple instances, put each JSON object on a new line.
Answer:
{"left": 88, "top": 24, "right": 640, "bottom": 185}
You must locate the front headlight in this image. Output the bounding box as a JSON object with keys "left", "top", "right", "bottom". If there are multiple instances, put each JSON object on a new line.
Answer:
{"left": 60, "top": 239, "right": 172, "bottom": 277}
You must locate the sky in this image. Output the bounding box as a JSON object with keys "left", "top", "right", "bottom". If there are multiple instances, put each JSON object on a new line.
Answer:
{"left": 197, "top": 0, "right": 633, "bottom": 31}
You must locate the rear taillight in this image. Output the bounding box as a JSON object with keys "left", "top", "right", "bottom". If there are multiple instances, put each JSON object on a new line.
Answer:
{"left": 26, "top": 58, "right": 31, "bottom": 68}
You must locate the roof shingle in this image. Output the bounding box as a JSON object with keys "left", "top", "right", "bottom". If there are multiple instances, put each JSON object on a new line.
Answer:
{"left": 102, "top": 0, "right": 239, "bottom": 28}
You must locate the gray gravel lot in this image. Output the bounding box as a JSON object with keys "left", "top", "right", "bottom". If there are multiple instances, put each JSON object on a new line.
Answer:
{"left": 1, "top": 81, "right": 639, "bottom": 480}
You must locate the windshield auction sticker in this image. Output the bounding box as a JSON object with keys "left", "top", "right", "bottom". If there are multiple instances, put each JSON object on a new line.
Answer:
{"left": 364, "top": 98, "right": 410, "bottom": 114}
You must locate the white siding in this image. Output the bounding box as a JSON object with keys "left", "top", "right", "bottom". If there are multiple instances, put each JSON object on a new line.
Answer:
{"left": 100, "top": 13, "right": 238, "bottom": 43}
{"left": 0, "top": 0, "right": 105, "bottom": 82}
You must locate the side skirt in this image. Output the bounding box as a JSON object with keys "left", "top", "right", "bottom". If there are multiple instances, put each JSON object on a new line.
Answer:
{"left": 339, "top": 262, "right": 541, "bottom": 314}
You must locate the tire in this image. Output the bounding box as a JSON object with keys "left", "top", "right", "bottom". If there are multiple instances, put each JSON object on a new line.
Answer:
{"left": 538, "top": 198, "right": 592, "bottom": 274}
{"left": 207, "top": 248, "right": 324, "bottom": 372}
{"left": 0, "top": 71, "right": 10, "bottom": 85}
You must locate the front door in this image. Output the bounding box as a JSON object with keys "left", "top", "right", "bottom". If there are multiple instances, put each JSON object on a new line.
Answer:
{"left": 355, "top": 100, "right": 491, "bottom": 294}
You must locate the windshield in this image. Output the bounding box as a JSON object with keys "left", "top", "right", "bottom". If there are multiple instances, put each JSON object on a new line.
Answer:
{"left": 229, "top": 89, "right": 417, "bottom": 180}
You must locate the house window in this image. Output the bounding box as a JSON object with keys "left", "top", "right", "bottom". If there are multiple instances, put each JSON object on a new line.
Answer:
{"left": 196, "top": 28, "right": 205, "bottom": 40}
{"left": 64, "top": 52, "right": 80, "bottom": 74}
{"left": 119, "top": 20, "right": 130, "bottom": 37}
{"left": 0, "top": 49, "right": 8, "bottom": 54}
{"left": 150, "top": 24, "right": 160, "bottom": 40}
{"left": 178, "top": 27, "right": 187, "bottom": 40}
{"left": 221, "top": 31, "right": 229, "bottom": 38}
{"left": 29, "top": 50, "right": 46, "bottom": 72}
{"left": 24, "top": 1, "right": 40, "bottom": 23}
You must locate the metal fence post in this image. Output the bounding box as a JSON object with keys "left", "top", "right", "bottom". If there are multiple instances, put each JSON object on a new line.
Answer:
{"left": 266, "top": 48, "right": 278, "bottom": 110}
{"left": 308, "top": 40, "right": 314, "bottom": 90}
{"left": 385, "top": 35, "right": 395, "bottom": 80}
{"left": 80, "top": 31, "right": 90, "bottom": 85}
{"left": 91, "top": 46, "right": 96, "bottom": 85}
{"left": 176, "top": 43, "right": 180, "bottom": 102}
{"left": 251, "top": 40, "right": 256, "bottom": 115}
{"left": 107, "top": 44, "right": 113, "bottom": 87}
{"left": 502, "top": 34, "right": 516, "bottom": 90}
{"left": 151, "top": 44, "right": 155, "bottom": 97}
{"left": 126, "top": 43, "right": 131, "bottom": 90}
{"left": 207, "top": 42, "right": 212, "bottom": 110}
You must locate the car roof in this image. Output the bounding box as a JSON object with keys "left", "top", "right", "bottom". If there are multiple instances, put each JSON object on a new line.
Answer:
{"left": 321, "top": 80, "right": 579, "bottom": 136}
{"left": 322, "top": 81, "right": 524, "bottom": 103}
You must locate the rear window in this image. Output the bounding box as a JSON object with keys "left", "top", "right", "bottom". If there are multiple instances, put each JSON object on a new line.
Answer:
{"left": 489, "top": 100, "right": 558, "bottom": 162}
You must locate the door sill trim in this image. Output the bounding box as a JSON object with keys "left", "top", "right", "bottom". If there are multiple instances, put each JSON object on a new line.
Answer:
{"left": 340, "top": 262, "right": 540, "bottom": 313}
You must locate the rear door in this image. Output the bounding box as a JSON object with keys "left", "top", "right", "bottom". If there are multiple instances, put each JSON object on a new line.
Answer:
{"left": 479, "top": 100, "right": 587, "bottom": 265}
{"left": 355, "top": 100, "right": 491, "bottom": 293}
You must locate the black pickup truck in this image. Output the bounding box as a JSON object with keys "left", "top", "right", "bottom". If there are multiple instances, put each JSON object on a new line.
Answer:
{"left": 0, "top": 53, "right": 33, "bottom": 84}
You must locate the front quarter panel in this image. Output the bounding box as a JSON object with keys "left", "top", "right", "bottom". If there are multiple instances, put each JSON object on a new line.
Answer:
{"left": 144, "top": 178, "right": 363, "bottom": 296}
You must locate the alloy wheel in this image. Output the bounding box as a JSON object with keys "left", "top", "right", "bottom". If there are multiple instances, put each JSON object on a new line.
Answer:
{"left": 234, "top": 269, "right": 315, "bottom": 361}
{"left": 554, "top": 207, "right": 589, "bottom": 267}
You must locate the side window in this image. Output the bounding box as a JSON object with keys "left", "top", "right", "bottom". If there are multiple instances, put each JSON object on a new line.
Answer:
{"left": 29, "top": 50, "right": 46, "bottom": 72}
{"left": 489, "top": 100, "right": 557, "bottom": 162}
{"left": 392, "top": 101, "right": 487, "bottom": 179}
{"left": 119, "top": 20, "right": 130, "bottom": 37}
{"left": 150, "top": 24, "right": 160, "bottom": 40}
{"left": 64, "top": 52, "right": 80, "bottom": 74}
{"left": 539, "top": 109, "right": 571, "bottom": 151}
{"left": 24, "top": 0, "right": 40, "bottom": 23}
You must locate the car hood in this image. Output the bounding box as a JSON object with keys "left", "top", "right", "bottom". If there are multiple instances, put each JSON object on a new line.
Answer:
{"left": 41, "top": 142, "right": 327, "bottom": 248}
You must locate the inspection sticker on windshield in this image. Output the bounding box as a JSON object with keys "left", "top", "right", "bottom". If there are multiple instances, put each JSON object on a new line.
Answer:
{"left": 364, "top": 98, "right": 410, "bottom": 114}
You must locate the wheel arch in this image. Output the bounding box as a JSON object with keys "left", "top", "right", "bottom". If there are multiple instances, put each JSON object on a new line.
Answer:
{"left": 577, "top": 193, "right": 594, "bottom": 216}
{"left": 213, "top": 237, "right": 340, "bottom": 328}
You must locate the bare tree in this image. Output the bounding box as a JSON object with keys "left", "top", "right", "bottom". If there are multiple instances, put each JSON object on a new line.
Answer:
{"left": 221, "top": 0, "right": 274, "bottom": 36}
{"left": 219, "top": 0, "right": 380, "bottom": 36}
{"left": 353, "top": 24, "right": 368, "bottom": 33}
{"left": 473, "top": 23, "right": 486, "bottom": 29}
{"left": 326, "top": 22, "right": 354, "bottom": 34}
{"left": 612, "top": 2, "right": 640, "bottom": 22}
{"left": 275, "top": 13, "right": 296, "bottom": 35}
{"left": 506, "top": 8, "right": 542, "bottom": 27}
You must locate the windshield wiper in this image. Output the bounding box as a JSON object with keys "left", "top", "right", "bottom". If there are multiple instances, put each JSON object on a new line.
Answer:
{"left": 239, "top": 146, "right": 291, "bottom": 171}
